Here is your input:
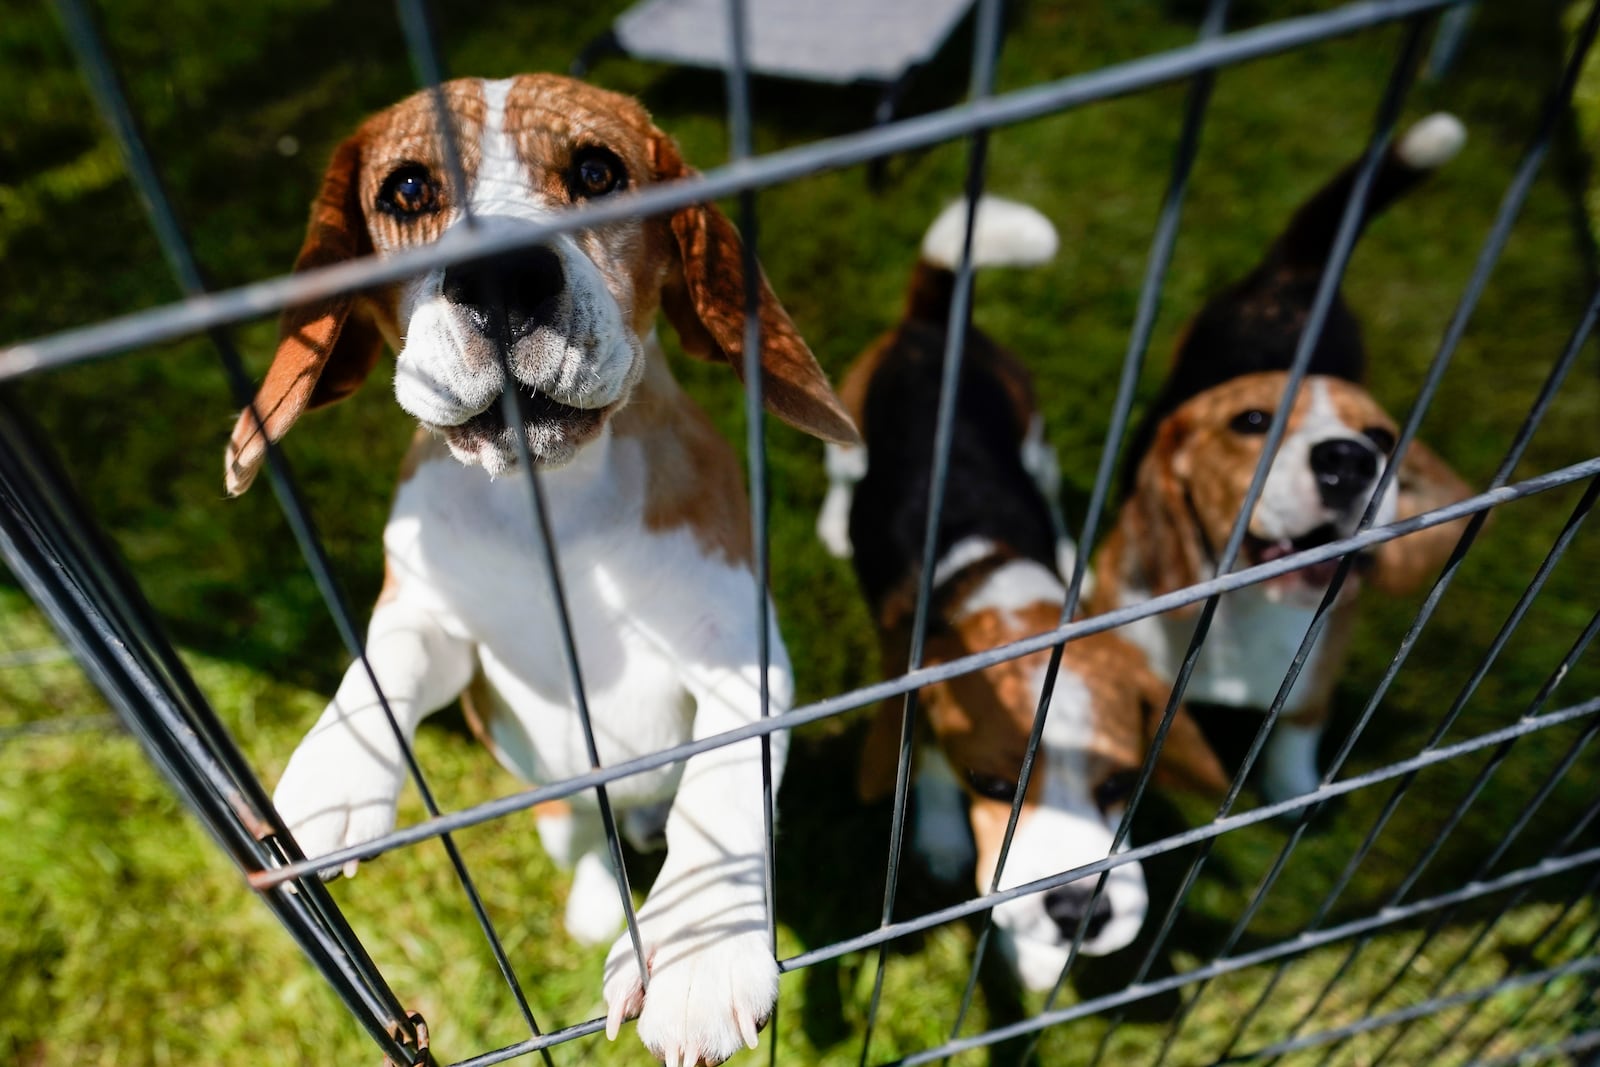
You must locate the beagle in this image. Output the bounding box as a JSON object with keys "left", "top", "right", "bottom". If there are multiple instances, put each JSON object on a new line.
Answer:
{"left": 820, "top": 198, "right": 1226, "bottom": 990}
{"left": 226, "top": 75, "right": 856, "bottom": 1067}
{"left": 1092, "top": 114, "right": 1474, "bottom": 802}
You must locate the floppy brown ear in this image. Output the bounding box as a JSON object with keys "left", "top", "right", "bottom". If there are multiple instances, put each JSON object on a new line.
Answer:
{"left": 1138, "top": 666, "right": 1228, "bottom": 797}
{"left": 225, "top": 135, "right": 385, "bottom": 496}
{"left": 1369, "top": 439, "right": 1475, "bottom": 595}
{"left": 1128, "top": 412, "right": 1209, "bottom": 600}
{"left": 650, "top": 134, "right": 859, "bottom": 446}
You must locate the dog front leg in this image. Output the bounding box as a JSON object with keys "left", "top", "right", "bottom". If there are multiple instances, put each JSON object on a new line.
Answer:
{"left": 273, "top": 597, "right": 473, "bottom": 877}
{"left": 604, "top": 645, "right": 792, "bottom": 1066}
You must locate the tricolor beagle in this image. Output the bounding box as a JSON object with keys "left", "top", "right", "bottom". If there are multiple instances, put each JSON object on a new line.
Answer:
{"left": 1091, "top": 114, "right": 1474, "bottom": 802}
{"left": 225, "top": 75, "right": 856, "bottom": 1067}
{"left": 819, "top": 198, "right": 1226, "bottom": 990}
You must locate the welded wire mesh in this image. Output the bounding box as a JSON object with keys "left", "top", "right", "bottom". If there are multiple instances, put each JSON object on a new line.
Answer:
{"left": 1, "top": 1, "right": 1596, "bottom": 1065}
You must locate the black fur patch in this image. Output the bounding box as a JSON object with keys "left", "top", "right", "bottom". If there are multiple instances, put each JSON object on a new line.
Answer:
{"left": 849, "top": 319, "right": 1058, "bottom": 626}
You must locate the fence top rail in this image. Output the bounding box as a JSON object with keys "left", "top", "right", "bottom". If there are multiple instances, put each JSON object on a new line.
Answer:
{"left": 0, "top": 0, "right": 1457, "bottom": 382}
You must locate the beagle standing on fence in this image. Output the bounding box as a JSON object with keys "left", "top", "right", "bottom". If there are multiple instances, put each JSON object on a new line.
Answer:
{"left": 224, "top": 75, "right": 857, "bottom": 1067}
{"left": 1090, "top": 114, "right": 1475, "bottom": 802}
{"left": 817, "top": 198, "right": 1226, "bottom": 990}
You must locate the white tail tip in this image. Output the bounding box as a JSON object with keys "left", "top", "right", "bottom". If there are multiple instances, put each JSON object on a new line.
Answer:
{"left": 920, "top": 195, "right": 1059, "bottom": 271}
{"left": 1396, "top": 112, "right": 1466, "bottom": 170}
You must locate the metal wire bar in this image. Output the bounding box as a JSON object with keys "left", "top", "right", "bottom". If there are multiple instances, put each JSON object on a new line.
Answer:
{"left": 1433, "top": 864, "right": 1600, "bottom": 1061}
{"left": 0, "top": 408, "right": 420, "bottom": 1064}
{"left": 1320, "top": 609, "right": 1600, "bottom": 1050}
{"left": 783, "top": 693, "right": 1600, "bottom": 977}
{"left": 1023, "top": 23, "right": 1435, "bottom": 1050}
{"left": 1251, "top": 476, "right": 1599, "bottom": 1062}
{"left": 1219, "top": 952, "right": 1600, "bottom": 1064}
{"left": 1194, "top": 270, "right": 1600, "bottom": 1062}
{"left": 857, "top": 2, "right": 1003, "bottom": 1061}
{"left": 1464, "top": 923, "right": 1600, "bottom": 1066}
{"left": 941, "top": 0, "right": 1233, "bottom": 1046}
{"left": 1363, "top": 752, "right": 1600, "bottom": 1065}
{"left": 871, "top": 841, "right": 1600, "bottom": 1067}
{"left": 431, "top": 805, "right": 1600, "bottom": 1067}
{"left": 387, "top": 4, "right": 569, "bottom": 1048}
{"left": 717, "top": 0, "right": 784, "bottom": 1059}
{"left": 0, "top": 0, "right": 1464, "bottom": 381}
{"left": 41, "top": 2, "right": 448, "bottom": 1053}
{"left": 245, "top": 453, "right": 1599, "bottom": 889}
{"left": 1476, "top": 1028, "right": 1600, "bottom": 1067}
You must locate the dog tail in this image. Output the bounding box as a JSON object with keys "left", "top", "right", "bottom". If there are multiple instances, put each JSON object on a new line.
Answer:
{"left": 1270, "top": 112, "right": 1465, "bottom": 274}
{"left": 905, "top": 196, "right": 1058, "bottom": 324}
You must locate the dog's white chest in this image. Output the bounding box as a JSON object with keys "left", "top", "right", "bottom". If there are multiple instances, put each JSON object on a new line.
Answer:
{"left": 1118, "top": 585, "right": 1328, "bottom": 711}
{"left": 383, "top": 430, "right": 753, "bottom": 796}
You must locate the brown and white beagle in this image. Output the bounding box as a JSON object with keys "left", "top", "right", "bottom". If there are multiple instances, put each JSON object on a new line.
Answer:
{"left": 226, "top": 74, "right": 856, "bottom": 1067}
{"left": 1091, "top": 114, "right": 1474, "bottom": 802}
{"left": 820, "top": 198, "right": 1225, "bottom": 990}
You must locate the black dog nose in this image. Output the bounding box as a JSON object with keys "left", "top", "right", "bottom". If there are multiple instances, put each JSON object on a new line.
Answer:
{"left": 442, "top": 246, "right": 564, "bottom": 341}
{"left": 1044, "top": 884, "right": 1113, "bottom": 941}
{"left": 1309, "top": 438, "right": 1379, "bottom": 509}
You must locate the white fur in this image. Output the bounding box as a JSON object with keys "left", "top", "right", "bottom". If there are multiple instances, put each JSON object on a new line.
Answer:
{"left": 1396, "top": 112, "right": 1466, "bottom": 170}
{"left": 1262, "top": 721, "right": 1324, "bottom": 804}
{"left": 905, "top": 637, "right": 1151, "bottom": 992}
{"left": 933, "top": 536, "right": 1002, "bottom": 590}
{"left": 1115, "top": 381, "right": 1391, "bottom": 800}
{"left": 919, "top": 195, "right": 1059, "bottom": 272}
{"left": 817, "top": 442, "right": 866, "bottom": 558}
{"left": 977, "top": 658, "right": 1149, "bottom": 989}
{"left": 1255, "top": 382, "right": 1396, "bottom": 546}
{"left": 1020, "top": 414, "right": 1084, "bottom": 586}
{"left": 959, "top": 558, "right": 1062, "bottom": 622}
{"left": 273, "top": 80, "right": 785, "bottom": 1065}
{"left": 388, "top": 78, "right": 642, "bottom": 474}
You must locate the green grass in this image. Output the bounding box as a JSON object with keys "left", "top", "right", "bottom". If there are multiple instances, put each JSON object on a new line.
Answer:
{"left": 3, "top": 0, "right": 1598, "bottom": 1064}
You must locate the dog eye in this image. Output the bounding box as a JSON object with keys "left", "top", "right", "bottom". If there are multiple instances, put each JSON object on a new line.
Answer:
{"left": 569, "top": 147, "right": 627, "bottom": 199}
{"left": 1094, "top": 771, "right": 1138, "bottom": 813}
{"left": 377, "top": 164, "right": 441, "bottom": 219}
{"left": 966, "top": 770, "right": 1019, "bottom": 802}
{"left": 1363, "top": 426, "right": 1397, "bottom": 454}
{"left": 1229, "top": 409, "right": 1271, "bottom": 435}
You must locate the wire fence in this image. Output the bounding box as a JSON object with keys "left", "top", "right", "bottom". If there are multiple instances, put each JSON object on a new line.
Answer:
{"left": 1, "top": 0, "right": 1596, "bottom": 1065}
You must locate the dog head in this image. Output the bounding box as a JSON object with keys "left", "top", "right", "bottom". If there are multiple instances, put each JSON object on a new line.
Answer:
{"left": 861, "top": 569, "right": 1226, "bottom": 990}
{"left": 1124, "top": 372, "right": 1402, "bottom": 605}
{"left": 225, "top": 74, "right": 855, "bottom": 494}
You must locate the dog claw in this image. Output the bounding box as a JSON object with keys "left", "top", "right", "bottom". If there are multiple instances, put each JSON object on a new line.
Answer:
{"left": 341, "top": 859, "right": 360, "bottom": 879}
{"left": 739, "top": 1011, "right": 760, "bottom": 1051}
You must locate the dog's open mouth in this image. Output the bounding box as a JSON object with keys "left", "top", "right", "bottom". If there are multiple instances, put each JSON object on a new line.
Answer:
{"left": 1245, "top": 524, "right": 1348, "bottom": 588}
{"left": 441, "top": 380, "right": 607, "bottom": 467}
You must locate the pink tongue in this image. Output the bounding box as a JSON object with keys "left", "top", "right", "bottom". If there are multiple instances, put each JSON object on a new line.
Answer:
{"left": 1258, "top": 541, "right": 1341, "bottom": 587}
{"left": 1258, "top": 540, "right": 1294, "bottom": 564}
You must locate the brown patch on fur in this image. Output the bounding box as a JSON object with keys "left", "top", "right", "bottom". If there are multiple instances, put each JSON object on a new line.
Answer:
{"left": 227, "top": 73, "right": 854, "bottom": 499}
{"left": 1094, "top": 372, "right": 1471, "bottom": 612}
{"left": 613, "top": 343, "right": 754, "bottom": 567}
{"left": 458, "top": 666, "right": 524, "bottom": 776}
{"left": 225, "top": 81, "right": 487, "bottom": 496}
{"left": 858, "top": 597, "right": 1224, "bottom": 805}
{"left": 1370, "top": 439, "right": 1475, "bottom": 594}
{"left": 652, "top": 137, "right": 858, "bottom": 446}
{"left": 1095, "top": 372, "right": 1412, "bottom": 609}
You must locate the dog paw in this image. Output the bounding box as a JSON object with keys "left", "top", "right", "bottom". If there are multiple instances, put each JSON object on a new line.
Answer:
{"left": 272, "top": 735, "right": 402, "bottom": 879}
{"left": 602, "top": 909, "right": 776, "bottom": 1065}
